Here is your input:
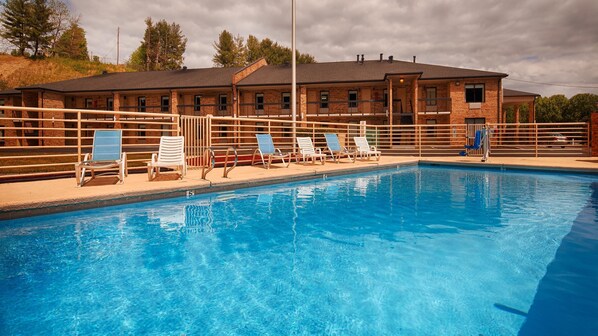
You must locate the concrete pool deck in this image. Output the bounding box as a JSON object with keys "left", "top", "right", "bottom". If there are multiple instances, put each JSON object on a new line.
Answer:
{"left": 1, "top": 156, "right": 597, "bottom": 220}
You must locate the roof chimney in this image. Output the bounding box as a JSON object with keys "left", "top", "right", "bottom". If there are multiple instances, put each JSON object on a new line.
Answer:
{"left": 413, "top": 56, "right": 416, "bottom": 63}
{"left": 361, "top": 54, "right": 364, "bottom": 64}
{"left": 388, "top": 55, "right": 393, "bottom": 63}
{"left": 356, "top": 54, "right": 359, "bottom": 63}
{"left": 380, "top": 53, "right": 383, "bottom": 62}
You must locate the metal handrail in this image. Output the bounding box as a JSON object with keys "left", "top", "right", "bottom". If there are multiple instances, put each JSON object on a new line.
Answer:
{"left": 201, "top": 146, "right": 238, "bottom": 180}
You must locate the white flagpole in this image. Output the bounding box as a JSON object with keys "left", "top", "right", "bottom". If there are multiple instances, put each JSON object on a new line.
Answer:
{"left": 291, "top": 0, "right": 297, "bottom": 153}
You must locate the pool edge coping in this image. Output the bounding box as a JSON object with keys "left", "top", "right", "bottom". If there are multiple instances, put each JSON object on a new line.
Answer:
{"left": 2, "top": 159, "right": 597, "bottom": 221}
{"left": 0, "top": 161, "right": 418, "bottom": 220}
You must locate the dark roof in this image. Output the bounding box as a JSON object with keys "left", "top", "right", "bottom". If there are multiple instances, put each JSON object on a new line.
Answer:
{"left": 17, "top": 67, "right": 242, "bottom": 93}
{"left": 14, "top": 59, "right": 508, "bottom": 93}
{"left": 0, "top": 89, "right": 21, "bottom": 96}
{"left": 237, "top": 60, "right": 507, "bottom": 86}
{"left": 503, "top": 88, "right": 540, "bottom": 97}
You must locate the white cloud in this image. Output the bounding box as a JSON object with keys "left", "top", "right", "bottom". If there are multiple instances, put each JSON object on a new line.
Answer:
{"left": 69, "top": 0, "right": 598, "bottom": 97}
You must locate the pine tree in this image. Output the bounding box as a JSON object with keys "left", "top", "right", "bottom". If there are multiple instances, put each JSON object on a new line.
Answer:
{"left": 0, "top": 0, "right": 30, "bottom": 56}
{"left": 27, "top": 0, "right": 54, "bottom": 57}
{"left": 213, "top": 30, "right": 317, "bottom": 66}
{"left": 54, "top": 21, "right": 88, "bottom": 60}
{"left": 135, "top": 18, "right": 187, "bottom": 71}
{"left": 212, "top": 30, "right": 245, "bottom": 67}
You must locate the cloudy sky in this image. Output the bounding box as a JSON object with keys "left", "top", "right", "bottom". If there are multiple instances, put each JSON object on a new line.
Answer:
{"left": 66, "top": 0, "right": 597, "bottom": 97}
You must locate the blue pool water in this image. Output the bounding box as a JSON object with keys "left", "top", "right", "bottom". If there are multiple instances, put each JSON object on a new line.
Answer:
{"left": 1, "top": 166, "right": 597, "bottom": 335}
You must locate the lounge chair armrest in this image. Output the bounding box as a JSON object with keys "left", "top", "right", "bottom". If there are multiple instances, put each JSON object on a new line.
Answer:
{"left": 82, "top": 153, "right": 90, "bottom": 162}
{"left": 316, "top": 148, "right": 322, "bottom": 154}
{"left": 150, "top": 153, "right": 158, "bottom": 163}
{"left": 275, "top": 148, "right": 285, "bottom": 156}
{"left": 370, "top": 145, "right": 377, "bottom": 151}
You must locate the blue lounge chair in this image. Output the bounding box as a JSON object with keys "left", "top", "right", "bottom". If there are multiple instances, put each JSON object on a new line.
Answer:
{"left": 324, "top": 133, "right": 355, "bottom": 163}
{"left": 75, "top": 130, "right": 127, "bottom": 186}
{"left": 252, "top": 134, "right": 290, "bottom": 169}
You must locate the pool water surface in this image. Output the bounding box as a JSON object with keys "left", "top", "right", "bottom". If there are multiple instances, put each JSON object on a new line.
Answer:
{"left": 1, "top": 166, "right": 597, "bottom": 335}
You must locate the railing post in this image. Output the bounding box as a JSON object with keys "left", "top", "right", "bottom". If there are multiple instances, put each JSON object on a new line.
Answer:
{"left": 534, "top": 123, "right": 538, "bottom": 157}
{"left": 418, "top": 125, "right": 422, "bottom": 157}
{"left": 77, "top": 111, "right": 82, "bottom": 162}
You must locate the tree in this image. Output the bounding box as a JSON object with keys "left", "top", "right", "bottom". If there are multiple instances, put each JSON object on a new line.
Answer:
{"left": 53, "top": 21, "right": 88, "bottom": 60}
{"left": 213, "top": 30, "right": 316, "bottom": 66}
{"left": 212, "top": 30, "right": 245, "bottom": 67}
{"left": 1, "top": 0, "right": 60, "bottom": 57}
{"left": 128, "top": 44, "right": 146, "bottom": 71}
{"left": 245, "top": 34, "right": 261, "bottom": 64}
{"left": 536, "top": 95, "right": 569, "bottom": 123}
{"left": 0, "top": 0, "right": 30, "bottom": 56}
{"left": 27, "top": 0, "right": 53, "bottom": 57}
{"left": 132, "top": 18, "right": 187, "bottom": 71}
{"left": 565, "top": 93, "right": 598, "bottom": 122}
{"left": 47, "top": 0, "right": 74, "bottom": 56}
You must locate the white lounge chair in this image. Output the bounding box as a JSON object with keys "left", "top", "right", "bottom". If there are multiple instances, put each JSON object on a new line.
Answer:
{"left": 296, "top": 137, "right": 327, "bottom": 165}
{"left": 252, "top": 134, "right": 290, "bottom": 169}
{"left": 148, "top": 136, "right": 187, "bottom": 180}
{"left": 353, "top": 136, "right": 381, "bottom": 161}
{"left": 75, "top": 130, "right": 127, "bottom": 186}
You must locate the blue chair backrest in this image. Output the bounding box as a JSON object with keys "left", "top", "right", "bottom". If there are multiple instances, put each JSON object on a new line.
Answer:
{"left": 92, "top": 130, "right": 122, "bottom": 161}
{"left": 465, "top": 130, "right": 483, "bottom": 149}
{"left": 472, "top": 130, "right": 482, "bottom": 148}
{"left": 324, "top": 133, "right": 342, "bottom": 151}
{"left": 256, "top": 134, "right": 275, "bottom": 154}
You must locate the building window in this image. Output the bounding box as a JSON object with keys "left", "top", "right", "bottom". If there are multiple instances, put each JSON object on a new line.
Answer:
{"left": 106, "top": 98, "right": 114, "bottom": 111}
{"left": 138, "top": 96, "right": 146, "bottom": 112}
{"left": 281, "top": 92, "right": 290, "bottom": 110}
{"left": 426, "top": 87, "right": 437, "bottom": 106}
{"left": 348, "top": 90, "right": 358, "bottom": 108}
{"left": 219, "top": 94, "right": 227, "bottom": 111}
{"left": 194, "top": 95, "right": 201, "bottom": 112}
{"left": 383, "top": 90, "right": 388, "bottom": 108}
{"left": 0, "top": 98, "right": 5, "bottom": 116}
{"left": 255, "top": 93, "right": 264, "bottom": 111}
{"left": 85, "top": 98, "right": 93, "bottom": 109}
{"left": 138, "top": 124, "right": 146, "bottom": 138}
{"left": 465, "top": 84, "right": 484, "bottom": 103}
{"left": 161, "top": 96, "right": 169, "bottom": 112}
{"left": 320, "top": 91, "right": 329, "bottom": 109}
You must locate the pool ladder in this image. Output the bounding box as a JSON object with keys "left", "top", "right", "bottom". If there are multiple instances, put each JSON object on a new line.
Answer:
{"left": 201, "top": 146, "right": 238, "bottom": 180}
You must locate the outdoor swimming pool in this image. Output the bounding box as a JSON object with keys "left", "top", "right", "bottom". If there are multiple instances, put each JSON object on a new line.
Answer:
{"left": 1, "top": 165, "right": 597, "bottom": 335}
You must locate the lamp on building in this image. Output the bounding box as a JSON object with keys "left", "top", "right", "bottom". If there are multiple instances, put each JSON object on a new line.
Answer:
{"left": 455, "top": 80, "right": 460, "bottom": 86}
{"left": 399, "top": 77, "right": 404, "bottom": 84}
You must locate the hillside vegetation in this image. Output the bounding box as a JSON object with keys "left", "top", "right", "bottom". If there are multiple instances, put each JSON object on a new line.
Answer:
{"left": 0, "top": 54, "right": 134, "bottom": 90}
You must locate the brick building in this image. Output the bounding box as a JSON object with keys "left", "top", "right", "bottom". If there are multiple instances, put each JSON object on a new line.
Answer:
{"left": 2, "top": 56, "right": 535, "bottom": 146}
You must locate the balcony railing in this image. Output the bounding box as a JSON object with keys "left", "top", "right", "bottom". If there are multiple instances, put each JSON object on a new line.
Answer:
{"left": 306, "top": 99, "right": 389, "bottom": 117}
{"left": 176, "top": 103, "right": 232, "bottom": 116}
{"left": 417, "top": 98, "right": 452, "bottom": 115}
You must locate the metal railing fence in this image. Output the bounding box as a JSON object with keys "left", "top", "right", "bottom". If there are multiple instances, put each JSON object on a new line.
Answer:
{"left": 0, "top": 106, "right": 179, "bottom": 179}
{"left": 0, "top": 106, "right": 590, "bottom": 180}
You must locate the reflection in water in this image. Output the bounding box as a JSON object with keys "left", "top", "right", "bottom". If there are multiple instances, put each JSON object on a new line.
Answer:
{"left": 184, "top": 202, "right": 214, "bottom": 233}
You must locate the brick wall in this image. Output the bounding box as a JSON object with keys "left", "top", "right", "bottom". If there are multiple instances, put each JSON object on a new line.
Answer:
{"left": 41, "top": 92, "right": 66, "bottom": 146}
{"left": 448, "top": 78, "right": 501, "bottom": 124}
{"left": 179, "top": 92, "right": 224, "bottom": 116}
{"left": 232, "top": 58, "right": 267, "bottom": 84}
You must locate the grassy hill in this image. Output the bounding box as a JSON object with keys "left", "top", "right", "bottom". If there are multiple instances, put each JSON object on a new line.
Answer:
{"left": 0, "top": 54, "right": 135, "bottom": 90}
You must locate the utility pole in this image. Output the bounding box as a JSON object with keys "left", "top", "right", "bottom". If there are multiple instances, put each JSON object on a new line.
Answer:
{"left": 291, "top": 0, "right": 297, "bottom": 153}
{"left": 117, "top": 27, "right": 120, "bottom": 65}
